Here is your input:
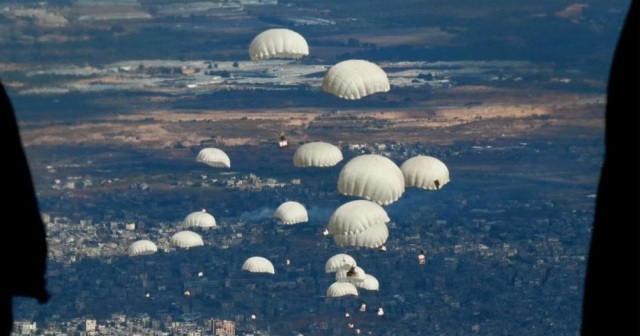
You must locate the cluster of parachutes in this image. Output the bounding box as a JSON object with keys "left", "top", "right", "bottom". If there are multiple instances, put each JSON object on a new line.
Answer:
{"left": 188, "top": 138, "right": 450, "bottom": 251}
{"left": 331, "top": 153, "right": 449, "bottom": 250}
{"left": 127, "top": 208, "right": 218, "bottom": 256}
{"left": 249, "top": 26, "right": 452, "bottom": 306}
{"left": 324, "top": 253, "right": 380, "bottom": 298}
{"left": 126, "top": 210, "right": 211, "bottom": 258}
{"left": 249, "top": 28, "right": 390, "bottom": 100}
{"left": 337, "top": 153, "right": 452, "bottom": 206}
{"left": 132, "top": 144, "right": 450, "bottom": 284}
{"left": 126, "top": 192, "right": 281, "bottom": 277}
{"left": 128, "top": 230, "right": 204, "bottom": 256}
{"left": 129, "top": 211, "right": 278, "bottom": 278}
{"left": 292, "top": 148, "right": 449, "bottom": 250}
{"left": 128, "top": 28, "right": 452, "bottom": 306}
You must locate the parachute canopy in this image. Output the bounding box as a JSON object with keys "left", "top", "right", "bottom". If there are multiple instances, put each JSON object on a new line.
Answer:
{"left": 128, "top": 239, "right": 158, "bottom": 256}
{"left": 332, "top": 222, "right": 389, "bottom": 249}
{"left": 242, "top": 256, "right": 275, "bottom": 274}
{"left": 326, "top": 282, "right": 359, "bottom": 298}
{"left": 337, "top": 154, "right": 405, "bottom": 205}
{"left": 354, "top": 274, "right": 380, "bottom": 291}
{"left": 183, "top": 209, "right": 216, "bottom": 228}
{"left": 325, "top": 253, "right": 357, "bottom": 273}
{"left": 249, "top": 28, "right": 309, "bottom": 61}
{"left": 170, "top": 230, "right": 204, "bottom": 249}
{"left": 322, "top": 59, "right": 390, "bottom": 100}
{"left": 196, "top": 148, "right": 231, "bottom": 168}
{"left": 401, "top": 155, "right": 450, "bottom": 190}
{"left": 274, "top": 201, "right": 308, "bottom": 225}
{"left": 293, "top": 141, "right": 343, "bottom": 168}
{"left": 327, "top": 200, "right": 390, "bottom": 235}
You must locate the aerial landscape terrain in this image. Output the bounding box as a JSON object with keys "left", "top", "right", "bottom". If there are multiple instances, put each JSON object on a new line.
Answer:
{"left": 0, "top": 0, "right": 630, "bottom": 335}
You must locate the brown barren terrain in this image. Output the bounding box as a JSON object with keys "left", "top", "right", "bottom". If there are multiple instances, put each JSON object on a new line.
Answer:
{"left": 19, "top": 87, "right": 605, "bottom": 150}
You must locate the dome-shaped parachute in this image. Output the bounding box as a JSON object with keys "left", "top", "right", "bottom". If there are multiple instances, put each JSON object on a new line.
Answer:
{"left": 183, "top": 209, "right": 216, "bottom": 228}
{"left": 249, "top": 28, "right": 309, "bottom": 61}
{"left": 354, "top": 274, "right": 380, "bottom": 291}
{"left": 274, "top": 201, "right": 308, "bottom": 225}
{"left": 327, "top": 200, "right": 390, "bottom": 235}
{"left": 326, "top": 282, "right": 359, "bottom": 298}
{"left": 170, "top": 230, "right": 204, "bottom": 249}
{"left": 332, "top": 222, "right": 389, "bottom": 249}
{"left": 322, "top": 59, "right": 390, "bottom": 100}
{"left": 336, "top": 266, "right": 367, "bottom": 282}
{"left": 401, "top": 155, "right": 451, "bottom": 190}
{"left": 242, "top": 256, "right": 276, "bottom": 274}
{"left": 293, "top": 141, "right": 343, "bottom": 168}
{"left": 196, "top": 148, "right": 231, "bottom": 168}
{"left": 337, "top": 154, "right": 405, "bottom": 205}
{"left": 128, "top": 239, "right": 158, "bottom": 256}
{"left": 325, "top": 253, "right": 357, "bottom": 273}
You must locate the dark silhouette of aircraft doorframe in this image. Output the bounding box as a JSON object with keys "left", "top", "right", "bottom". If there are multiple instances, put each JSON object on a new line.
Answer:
{"left": 0, "top": 79, "right": 50, "bottom": 336}
{"left": 580, "top": 1, "right": 639, "bottom": 335}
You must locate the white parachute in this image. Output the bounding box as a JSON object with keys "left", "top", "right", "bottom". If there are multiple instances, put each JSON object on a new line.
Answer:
{"left": 274, "top": 201, "right": 308, "bottom": 225}
{"left": 326, "top": 282, "right": 359, "bottom": 298}
{"left": 196, "top": 148, "right": 231, "bottom": 168}
{"left": 332, "top": 222, "right": 389, "bottom": 249}
{"left": 322, "top": 59, "right": 390, "bottom": 100}
{"left": 170, "top": 230, "right": 204, "bottom": 249}
{"left": 327, "top": 200, "right": 390, "bottom": 235}
{"left": 183, "top": 209, "right": 216, "bottom": 228}
{"left": 354, "top": 274, "right": 380, "bottom": 291}
{"left": 400, "top": 155, "right": 450, "bottom": 190}
{"left": 242, "top": 256, "right": 276, "bottom": 274}
{"left": 337, "top": 154, "right": 405, "bottom": 205}
{"left": 249, "top": 28, "right": 309, "bottom": 61}
{"left": 325, "top": 253, "right": 357, "bottom": 273}
{"left": 293, "top": 141, "right": 343, "bottom": 168}
{"left": 128, "top": 239, "right": 158, "bottom": 256}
